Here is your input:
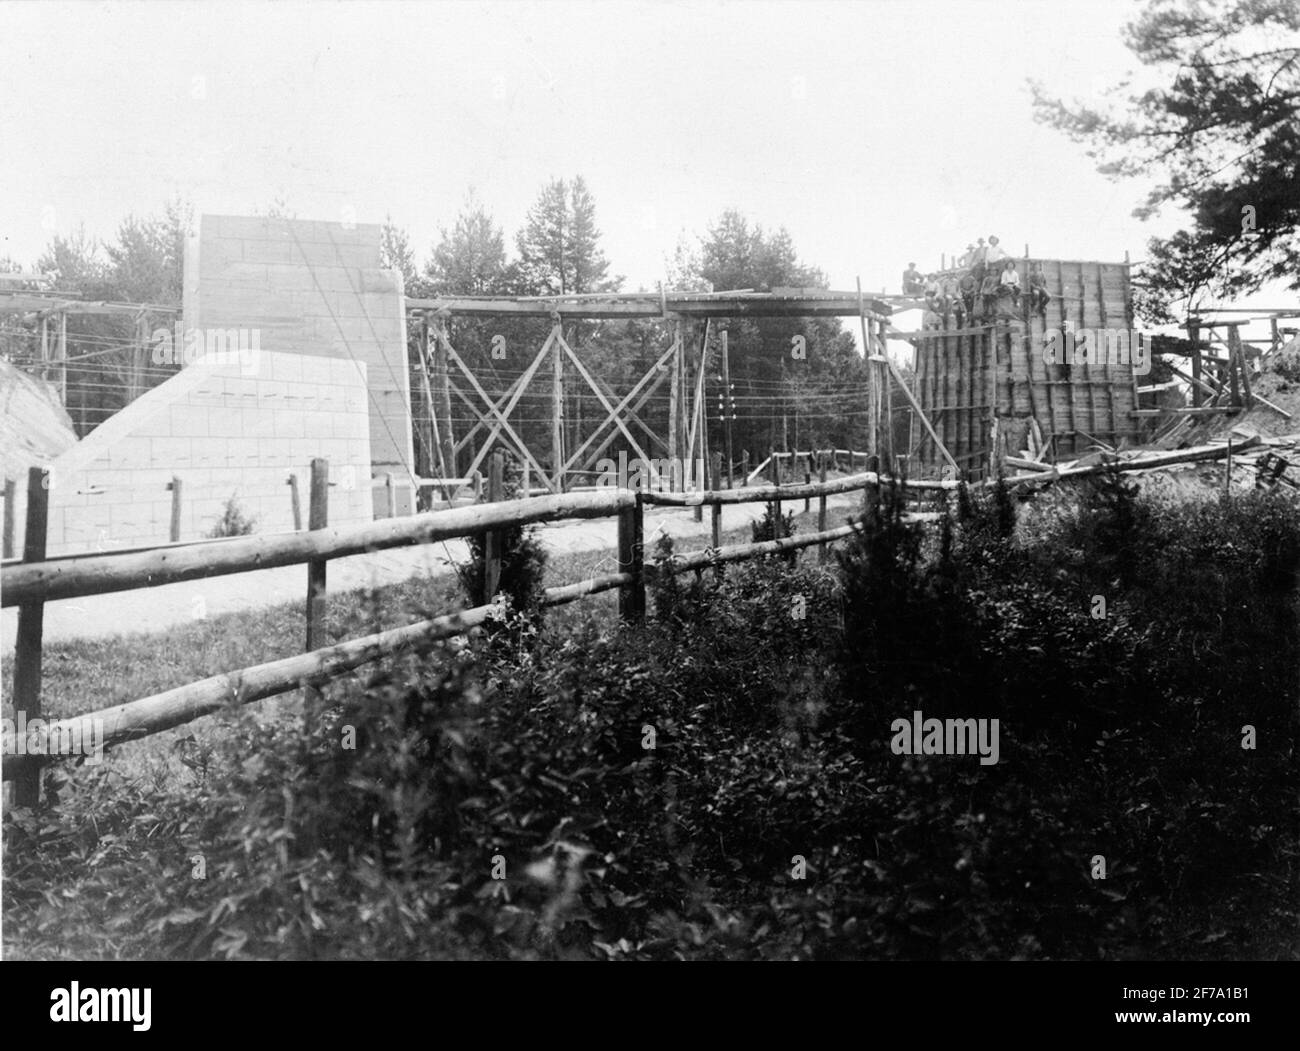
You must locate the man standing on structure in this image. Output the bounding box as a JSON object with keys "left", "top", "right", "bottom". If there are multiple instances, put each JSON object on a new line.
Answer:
{"left": 902, "top": 262, "right": 924, "bottom": 296}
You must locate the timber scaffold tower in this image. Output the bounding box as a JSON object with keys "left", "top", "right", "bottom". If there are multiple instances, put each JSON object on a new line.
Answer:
{"left": 905, "top": 254, "right": 1138, "bottom": 477}
{"left": 404, "top": 290, "right": 895, "bottom": 494}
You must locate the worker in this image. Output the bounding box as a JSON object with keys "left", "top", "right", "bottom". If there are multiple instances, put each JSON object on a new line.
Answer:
{"left": 999, "top": 260, "right": 1021, "bottom": 305}
{"left": 1029, "top": 262, "right": 1049, "bottom": 317}
{"left": 978, "top": 271, "right": 1000, "bottom": 320}
{"left": 958, "top": 271, "right": 977, "bottom": 317}
{"left": 923, "top": 272, "right": 942, "bottom": 310}
{"left": 922, "top": 305, "right": 943, "bottom": 331}
{"left": 946, "top": 292, "right": 965, "bottom": 329}
{"left": 969, "top": 237, "right": 988, "bottom": 285}
{"left": 957, "top": 243, "right": 976, "bottom": 268}
{"left": 985, "top": 235, "right": 1008, "bottom": 270}
{"left": 939, "top": 273, "right": 960, "bottom": 314}
{"left": 902, "top": 263, "right": 924, "bottom": 296}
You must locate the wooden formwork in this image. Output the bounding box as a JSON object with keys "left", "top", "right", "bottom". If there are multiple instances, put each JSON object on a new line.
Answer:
{"left": 909, "top": 258, "right": 1139, "bottom": 477}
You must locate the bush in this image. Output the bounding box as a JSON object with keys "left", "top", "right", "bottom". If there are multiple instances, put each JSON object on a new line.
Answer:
{"left": 455, "top": 453, "right": 548, "bottom": 631}
{"left": 208, "top": 495, "right": 256, "bottom": 537}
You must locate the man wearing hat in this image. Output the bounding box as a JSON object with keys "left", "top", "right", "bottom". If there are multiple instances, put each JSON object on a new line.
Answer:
{"left": 902, "top": 262, "right": 924, "bottom": 296}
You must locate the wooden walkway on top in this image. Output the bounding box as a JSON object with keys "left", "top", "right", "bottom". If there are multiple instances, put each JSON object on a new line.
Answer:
{"left": 406, "top": 289, "right": 894, "bottom": 320}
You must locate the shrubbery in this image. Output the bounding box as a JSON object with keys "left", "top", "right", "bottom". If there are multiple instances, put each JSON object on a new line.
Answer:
{"left": 5, "top": 475, "right": 1297, "bottom": 960}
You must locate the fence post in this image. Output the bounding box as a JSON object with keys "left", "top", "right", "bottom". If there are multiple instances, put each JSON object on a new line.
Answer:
{"left": 168, "top": 476, "right": 183, "bottom": 542}
{"left": 13, "top": 467, "right": 50, "bottom": 806}
{"left": 385, "top": 472, "right": 395, "bottom": 518}
{"left": 741, "top": 451, "right": 749, "bottom": 488}
{"left": 770, "top": 447, "right": 783, "bottom": 539}
{"left": 863, "top": 454, "right": 880, "bottom": 527}
{"left": 710, "top": 450, "right": 723, "bottom": 548}
{"left": 304, "top": 458, "right": 329, "bottom": 729}
{"left": 617, "top": 492, "right": 645, "bottom": 623}
{"left": 484, "top": 451, "right": 504, "bottom": 601}
{"left": 818, "top": 452, "right": 829, "bottom": 563}
{"left": 3, "top": 477, "right": 15, "bottom": 558}
{"left": 804, "top": 461, "right": 812, "bottom": 513}
{"left": 288, "top": 473, "right": 302, "bottom": 530}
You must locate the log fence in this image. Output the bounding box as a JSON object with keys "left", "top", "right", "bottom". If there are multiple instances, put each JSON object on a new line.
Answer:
{"left": 1, "top": 436, "right": 1250, "bottom": 803}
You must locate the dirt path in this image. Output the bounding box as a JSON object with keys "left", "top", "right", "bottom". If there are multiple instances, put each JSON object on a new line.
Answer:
{"left": 1, "top": 491, "right": 863, "bottom": 648}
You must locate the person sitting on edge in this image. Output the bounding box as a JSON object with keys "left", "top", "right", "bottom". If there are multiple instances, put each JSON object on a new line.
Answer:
{"left": 1029, "top": 262, "right": 1049, "bottom": 317}
{"left": 922, "top": 305, "right": 943, "bottom": 331}
{"left": 999, "top": 260, "right": 1021, "bottom": 305}
{"left": 959, "top": 271, "right": 977, "bottom": 316}
{"left": 923, "top": 272, "right": 942, "bottom": 309}
{"left": 940, "top": 273, "right": 960, "bottom": 308}
{"left": 946, "top": 293, "right": 965, "bottom": 328}
{"left": 902, "top": 262, "right": 925, "bottom": 296}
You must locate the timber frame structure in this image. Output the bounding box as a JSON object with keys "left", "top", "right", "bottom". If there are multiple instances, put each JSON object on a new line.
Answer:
{"left": 404, "top": 290, "right": 894, "bottom": 495}
{"left": 904, "top": 255, "right": 1140, "bottom": 477}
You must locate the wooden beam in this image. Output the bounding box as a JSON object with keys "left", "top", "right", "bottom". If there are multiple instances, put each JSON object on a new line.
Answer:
{"left": 2, "top": 490, "right": 635, "bottom": 608}
{"left": 405, "top": 291, "right": 895, "bottom": 320}
{"left": 444, "top": 332, "right": 557, "bottom": 490}
{"left": 557, "top": 330, "right": 661, "bottom": 486}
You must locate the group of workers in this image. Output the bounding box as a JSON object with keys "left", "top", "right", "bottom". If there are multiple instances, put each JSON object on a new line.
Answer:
{"left": 902, "top": 235, "right": 1050, "bottom": 330}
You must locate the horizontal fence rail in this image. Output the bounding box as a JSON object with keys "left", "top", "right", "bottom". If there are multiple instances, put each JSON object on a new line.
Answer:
{"left": 2, "top": 572, "right": 633, "bottom": 780}
{"left": 2, "top": 490, "right": 634, "bottom": 608}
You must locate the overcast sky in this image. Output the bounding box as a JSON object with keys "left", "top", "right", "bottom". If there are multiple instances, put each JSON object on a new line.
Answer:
{"left": 5, "top": 0, "right": 1288, "bottom": 347}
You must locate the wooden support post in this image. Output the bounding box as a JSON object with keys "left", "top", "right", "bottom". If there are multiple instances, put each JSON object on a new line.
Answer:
{"left": 1225, "top": 437, "right": 1234, "bottom": 497}
{"left": 858, "top": 278, "right": 879, "bottom": 459}
{"left": 1227, "top": 330, "right": 1242, "bottom": 407}
{"left": 804, "top": 465, "right": 812, "bottom": 512}
{"left": 168, "top": 476, "right": 183, "bottom": 542}
{"left": 3, "top": 477, "right": 15, "bottom": 559}
{"left": 617, "top": 492, "right": 645, "bottom": 623}
{"left": 484, "top": 451, "right": 504, "bottom": 601}
{"left": 304, "top": 458, "right": 329, "bottom": 729}
{"left": 1230, "top": 324, "right": 1253, "bottom": 406}
{"left": 431, "top": 318, "right": 457, "bottom": 490}
{"left": 668, "top": 322, "right": 682, "bottom": 490}
{"left": 770, "top": 446, "right": 783, "bottom": 539}
{"left": 817, "top": 453, "right": 829, "bottom": 563}
{"left": 384, "top": 472, "right": 395, "bottom": 518}
{"left": 288, "top": 473, "right": 302, "bottom": 530}
{"left": 1189, "top": 320, "right": 1203, "bottom": 408}
{"left": 552, "top": 323, "right": 565, "bottom": 493}
{"left": 721, "top": 329, "right": 734, "bottom": 488}
{"left": 56, "top": 309, "right": 66, "bottom": 403}
{"left": 741, "top": 451, "right": 750, "bottom": 489}
{"left": 710, "top": 451, "right": 723, "bottom": 555}
{"left": 13, "top": 467, "right": 50, "bottom": 806}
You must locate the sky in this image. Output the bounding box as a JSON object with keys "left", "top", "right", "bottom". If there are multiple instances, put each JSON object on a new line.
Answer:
{"left": 1, "top": 0, "right": 1289, "bottom": 335}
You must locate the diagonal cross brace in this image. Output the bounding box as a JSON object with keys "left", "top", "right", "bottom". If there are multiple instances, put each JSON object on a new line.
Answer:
{"left": 562, "top": 336, "right": 679, "bottom": 473}
{"left": 444, "top": 329, "right": 557, "bottom": 491}
{"left": 556, "top": 331, "right": 661, "bottom": 485}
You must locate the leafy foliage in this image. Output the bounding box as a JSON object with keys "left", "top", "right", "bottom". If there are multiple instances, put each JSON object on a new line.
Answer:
{"left": 1031, "top": 0, "right": 1300, "bottom": 318}
{"left": 5, "top": 481, "right": 1298, "bottom": 961}
{"left": 207, "top": 494, "right": 257, "bottom": 538}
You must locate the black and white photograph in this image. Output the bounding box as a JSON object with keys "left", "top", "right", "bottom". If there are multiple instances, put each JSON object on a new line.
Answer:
{"left": 1, "top": 0, "right": 1296, "bottom": 1023}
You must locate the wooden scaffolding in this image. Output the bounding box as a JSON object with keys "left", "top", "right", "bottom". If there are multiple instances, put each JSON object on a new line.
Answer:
{"left": 403, "top": 290, "right": 895, "bottom": 495}
{"left": 906, "top": 256, "right": 1140, "bottom": 477}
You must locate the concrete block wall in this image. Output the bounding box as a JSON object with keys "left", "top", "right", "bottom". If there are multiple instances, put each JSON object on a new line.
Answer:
{"left": 31, "top": 352, "right": 373, "bottom": 555}
{"left": 185, "top": 214, "right": 415, "bottom": 510}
